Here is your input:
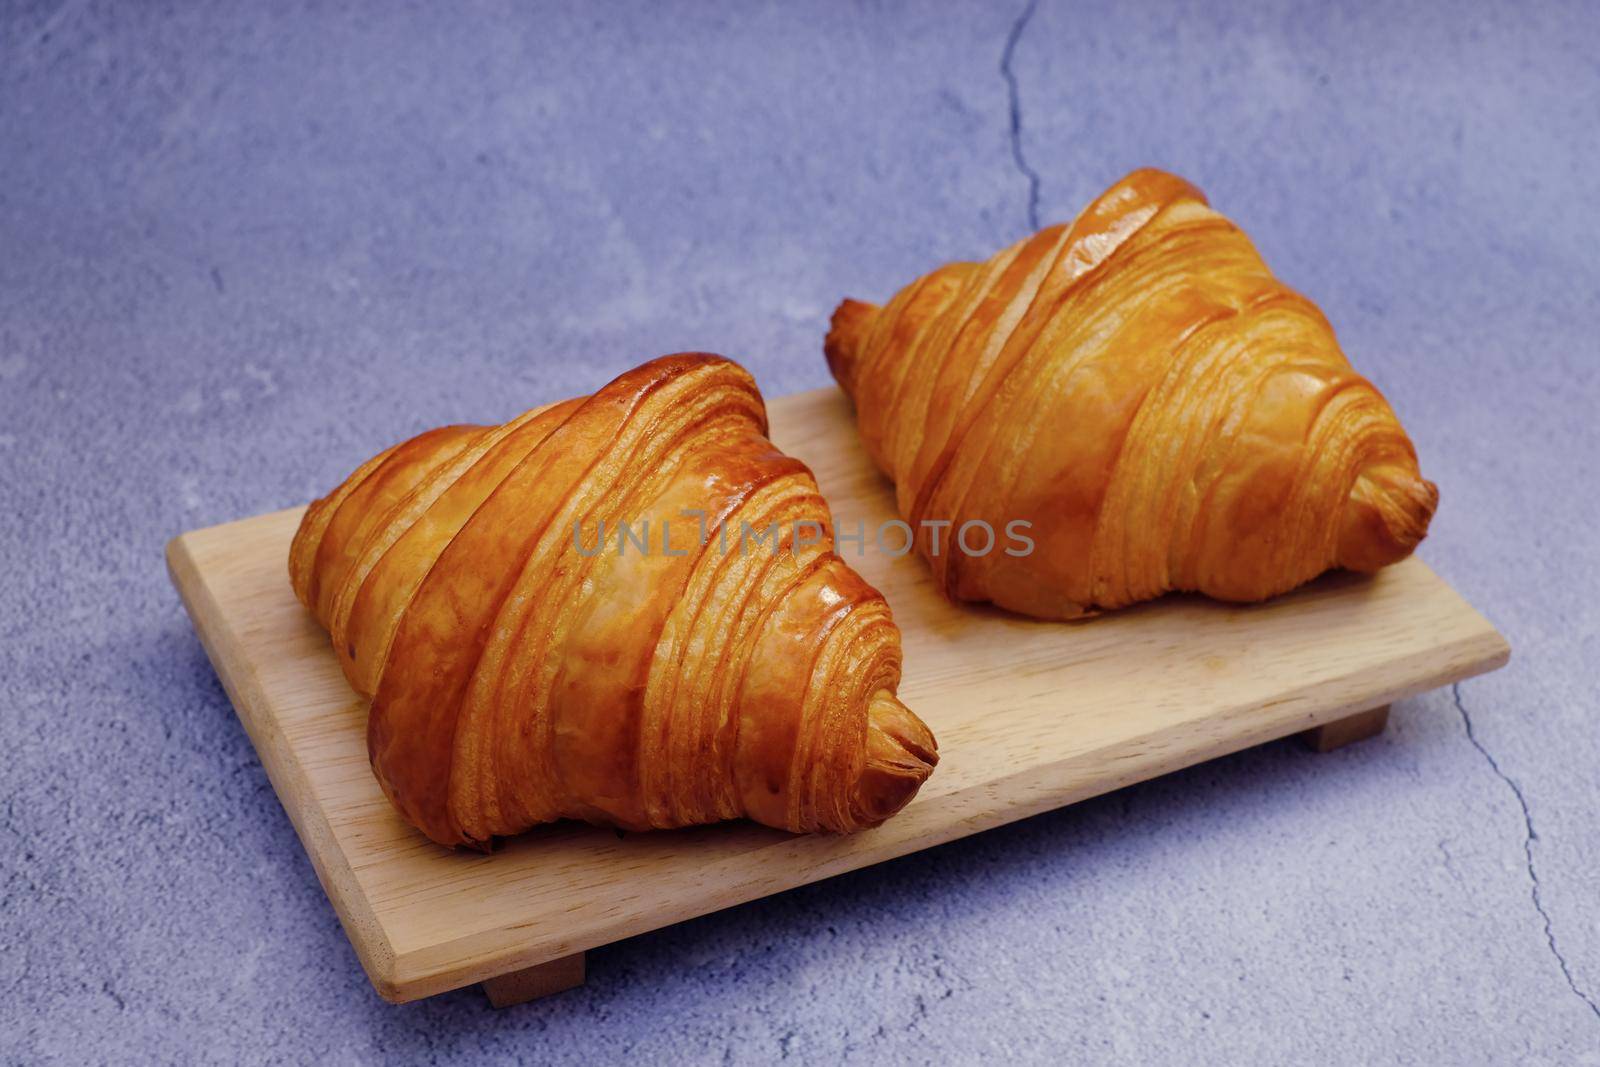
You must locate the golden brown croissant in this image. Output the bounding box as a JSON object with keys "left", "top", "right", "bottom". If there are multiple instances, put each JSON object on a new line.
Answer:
{"left": 289, "top": 354, "right": 936, "bottom": 846}
{"left": 825, "top": 168, "right": 1437, "bottom": 619}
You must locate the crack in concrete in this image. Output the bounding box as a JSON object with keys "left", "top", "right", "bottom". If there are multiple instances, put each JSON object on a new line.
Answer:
{"left": 999, "top": 0, "right": 1043, "bottom": 232}
{"left": 1454, "top": 682, "right": 1600, "bottom": 1022}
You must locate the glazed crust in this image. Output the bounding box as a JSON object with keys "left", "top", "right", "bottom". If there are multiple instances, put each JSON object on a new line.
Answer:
{"left": 290, "top": 354, "right": 936, "bottom": 846}
{"left": 825, "top": 168, "right": 1437, "bottom": 619}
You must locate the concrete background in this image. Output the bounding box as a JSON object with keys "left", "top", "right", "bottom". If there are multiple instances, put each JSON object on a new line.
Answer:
{"left": 2, "top": 0, "right": 1596, "bottom": 1062}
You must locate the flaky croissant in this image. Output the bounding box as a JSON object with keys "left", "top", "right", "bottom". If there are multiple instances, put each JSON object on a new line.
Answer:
{"left": 826, "top": 168, "right": 1437, "bottom": 619}
{"left": 289, "top": 354, "right": 936, "bottom": 847}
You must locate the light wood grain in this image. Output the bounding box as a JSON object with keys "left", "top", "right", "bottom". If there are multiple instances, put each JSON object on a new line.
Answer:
{"left": 166, "top": 386, "right": 1510, "bottom": 1003}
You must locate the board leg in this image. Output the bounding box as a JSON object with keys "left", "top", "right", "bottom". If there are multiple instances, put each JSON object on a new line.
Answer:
{"left": 1298, "top": 705, "right": 1390, "bottom": 753}
{"left": 481, "top": 952, "right": 586, "bottom": 1008}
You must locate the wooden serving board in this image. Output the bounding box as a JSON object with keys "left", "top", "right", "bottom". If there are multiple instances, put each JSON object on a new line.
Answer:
{"left": 166, "top": 387, "right": 1509, "bottom": 1005}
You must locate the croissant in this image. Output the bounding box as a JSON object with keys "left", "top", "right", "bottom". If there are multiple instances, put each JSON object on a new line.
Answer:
{"left": 825, "top": 168, "right": 1437, "bottom": 619}
{"left": 288, "top": 354, "right": 937, "bottom": 847}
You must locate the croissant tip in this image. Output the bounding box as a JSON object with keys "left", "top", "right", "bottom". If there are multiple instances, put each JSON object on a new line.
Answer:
{"left": 1338, "top": 464, "right": 1438, "bottom": 572}
{"left": 825, "top": 299, "right": 878, "bottom": 398}
{"left": 848, "top": 690, "right": 938, "bottom": 828}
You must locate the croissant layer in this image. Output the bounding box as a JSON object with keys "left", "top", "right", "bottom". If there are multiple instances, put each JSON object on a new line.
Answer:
{"left": 290, "top": 354, "right": 936, "bottom": 846}
{"left": 826, "top": 168, "right": 1437, "bottom": 618}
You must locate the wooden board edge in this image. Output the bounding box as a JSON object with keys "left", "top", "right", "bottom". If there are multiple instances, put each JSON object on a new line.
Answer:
{"left": 165, "top": 532, "right": 409, "bottom": 1003}
{"left": 185, "top": 503, "right": 307, "bottom": 541}
{"left": 380, "top": 623, "right": 1510, "bottom": 1001}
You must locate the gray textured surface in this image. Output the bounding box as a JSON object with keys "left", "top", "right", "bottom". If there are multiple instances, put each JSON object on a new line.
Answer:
{"left": 2, "top": 1, "right": 1596, "bottom": 1063}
